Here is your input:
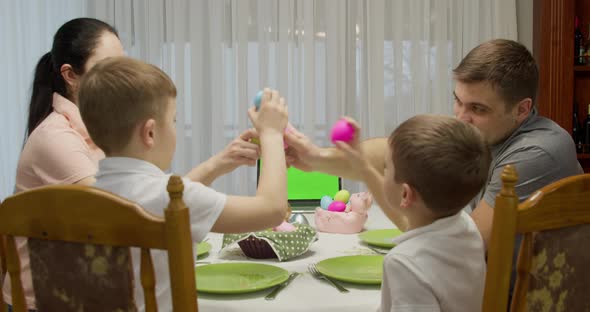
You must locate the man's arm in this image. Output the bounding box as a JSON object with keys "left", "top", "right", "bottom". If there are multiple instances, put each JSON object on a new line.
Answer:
{"left": 470, "top": 200, "right": 494, "bottom": 249}
{"left": 284, "top": 126, "right": 388, "bottom": 180}
{"left": 313, "top": 138, "right": 388, "bottom": 179}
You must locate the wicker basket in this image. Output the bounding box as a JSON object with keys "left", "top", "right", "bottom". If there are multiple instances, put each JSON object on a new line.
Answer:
{"left": 237, "top": 236, "right": 277, "bottom": 259}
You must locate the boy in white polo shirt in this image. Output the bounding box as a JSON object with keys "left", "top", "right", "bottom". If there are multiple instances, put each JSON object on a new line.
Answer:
{"left": 78, "top": 57, "right": 289, "bottom": 311}
{"left": 336, "top": 115, "right": 490, "bottom": 311}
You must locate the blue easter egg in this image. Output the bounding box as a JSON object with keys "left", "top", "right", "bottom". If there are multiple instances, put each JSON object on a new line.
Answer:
{"left": 320, "top": 195, "right": 333, "bottom": 210}
{"left": 254, "top": 90, "right": 264, "bottom": 110}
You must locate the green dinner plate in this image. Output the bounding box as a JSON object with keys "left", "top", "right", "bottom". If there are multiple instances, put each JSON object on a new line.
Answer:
{"left": 358, "top": 229, "right": 403, "bottom": 248}
{"left": 196, "top": 241, "right": 212, "bottom": 258}
{"left": 195, "top": 263, "right": 289, "bottom": 294}
{"left": 316, "top": 255, "right": 384, "bottom": 285}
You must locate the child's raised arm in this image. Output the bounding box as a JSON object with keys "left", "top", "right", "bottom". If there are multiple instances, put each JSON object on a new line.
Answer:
{"left": 211, "top": 89, "right": 289, "bottom": 233}
{"left": 334, "top": 117, "right": 409, "bottom": 230}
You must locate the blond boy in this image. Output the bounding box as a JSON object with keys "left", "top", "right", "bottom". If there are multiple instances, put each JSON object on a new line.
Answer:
{"left": 336, "top": 115, "right": 491, "bottom": 311}
{"left": 78, "top": 56, "right": 289, "bottom": 311}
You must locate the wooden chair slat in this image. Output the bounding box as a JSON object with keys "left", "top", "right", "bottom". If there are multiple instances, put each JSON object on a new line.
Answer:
{"left": 484, "top": 165, "right": 590, "bottom": 311}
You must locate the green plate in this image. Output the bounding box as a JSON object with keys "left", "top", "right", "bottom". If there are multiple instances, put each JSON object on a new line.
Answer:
{"left": 195, "top": 263, "right": 289, "bottom": 294}
{"left": 196, "top": 241, "right": 212, "bottom": 258}
{"left": 358, "top": 229, "right": 403, "bottom": 248}
{"left": 316, "top": 255, "right": 384, "bottom": 285}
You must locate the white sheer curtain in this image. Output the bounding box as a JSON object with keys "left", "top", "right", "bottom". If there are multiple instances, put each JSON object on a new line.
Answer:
{"left": 0, "top": 0, "right": 87, "bottom": 199}
{"left": 0, "top": 0, "right": 516, "bottom": 199}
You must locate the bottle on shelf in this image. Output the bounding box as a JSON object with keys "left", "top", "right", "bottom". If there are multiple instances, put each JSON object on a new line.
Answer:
{"left": 573, "top": 103, "right": 582, "bottom": 153}
{"left": 575, "top": 16, "right": 585, "bottom": 65}
{"left": 584, "top": 104, "right": 590, "bottom": 154}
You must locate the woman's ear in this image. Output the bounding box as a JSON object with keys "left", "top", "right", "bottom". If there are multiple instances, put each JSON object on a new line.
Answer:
{"left": 60, "top": 64, "right": 80, "bottom": 97}
{"left": 140, "top": 119, "right": 157, "bottom": 149}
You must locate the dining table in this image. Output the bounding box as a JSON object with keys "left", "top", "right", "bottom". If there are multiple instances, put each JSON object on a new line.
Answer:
{"left": 196, "top": 205, "right": 396, "bottom": 312}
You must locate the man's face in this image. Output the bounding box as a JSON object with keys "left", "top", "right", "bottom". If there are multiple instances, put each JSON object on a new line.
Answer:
{"left": 453, "top": 81, "right": 518, "bottom": 146}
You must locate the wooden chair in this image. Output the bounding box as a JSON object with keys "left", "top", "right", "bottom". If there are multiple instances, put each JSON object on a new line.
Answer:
{"left": 1, "top": 232, "right": 7, "bottom": 311}
{"left": 483, "top": 165, "right": 590, "bottom": 312}
{"left": 0, "top": 176, "right": 197, "bottom": 312}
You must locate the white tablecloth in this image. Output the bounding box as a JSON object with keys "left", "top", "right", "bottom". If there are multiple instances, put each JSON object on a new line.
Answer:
{"left": 197, "top": 206, "right": 395, "bottom": 312}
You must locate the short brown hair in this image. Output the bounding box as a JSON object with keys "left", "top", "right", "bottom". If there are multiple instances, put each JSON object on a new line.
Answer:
{"left": 453, "top": 39, "right": 538, "bottom": 110}
{"left": 388, "top": 115, "right": 491, "bottom": 216}
{"left": 79, "top": 56, "right": 177, "bottom": 154}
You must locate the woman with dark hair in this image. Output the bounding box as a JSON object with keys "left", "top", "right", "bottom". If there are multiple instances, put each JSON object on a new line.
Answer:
{"left": 3, "top": 17, "right": 125, "bottom": 311}
{"left": 18, "top": 17, "right": 124, "bottom": 190}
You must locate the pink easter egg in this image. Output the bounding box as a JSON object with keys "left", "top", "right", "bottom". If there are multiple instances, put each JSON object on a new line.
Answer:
{"left": 330, "top": 119, "right": 355, "bottom": 144}
{"left": 327, "top": 201, "right": 347, "bottom": 212}
{"left": 273, "top": 221, "right": 297, "bottom": 232}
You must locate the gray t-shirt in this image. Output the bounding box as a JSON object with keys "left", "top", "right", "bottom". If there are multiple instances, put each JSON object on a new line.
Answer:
{"left": 468, "top": 108, "right": 582, "bottom": 294}
{"left": 469, "top": 108, "right": 583, "bottom": 210}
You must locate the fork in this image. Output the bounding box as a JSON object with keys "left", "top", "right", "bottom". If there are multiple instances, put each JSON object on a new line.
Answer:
{"left": 367, "top": 246, "right": 390, "bottom": 255}
{"left": 308, "top": 263, "right": 349, "bottom": 293}
{"left": 265, "top": 272, "right": 299, "bottom": 300}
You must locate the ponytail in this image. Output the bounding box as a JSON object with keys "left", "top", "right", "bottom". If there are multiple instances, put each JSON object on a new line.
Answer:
{"left": 26, "top": 51, "right": 67, "bottom": 137}
{"left": 25, "top": 18, "right": 118, "bottom": 138}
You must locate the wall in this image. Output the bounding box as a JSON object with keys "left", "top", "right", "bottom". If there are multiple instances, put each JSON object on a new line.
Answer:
{"left": 517, "top": 0, "right": 534, "bottom": 52}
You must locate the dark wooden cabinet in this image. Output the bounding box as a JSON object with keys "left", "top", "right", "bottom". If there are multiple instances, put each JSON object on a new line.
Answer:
{"left": 534, "top": 0, "right": 590, "bottom": 172}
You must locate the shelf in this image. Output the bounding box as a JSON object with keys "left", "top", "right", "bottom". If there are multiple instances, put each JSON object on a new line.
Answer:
{"left": 574, "top": 66, "right": 590, "bottom": 72}
{"left": 577, "top": 153, "right": 590, "bottom": 159}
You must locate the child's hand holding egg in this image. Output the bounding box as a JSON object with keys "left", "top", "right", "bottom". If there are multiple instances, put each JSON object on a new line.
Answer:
{"left": 252, "top": 89, "right": 288, "bottom": 149}
{"left": 253, "top": 90, "right": 264, "bottom": 111}
{"left": 330, "top": 119, "right": 355, "bottom": 144}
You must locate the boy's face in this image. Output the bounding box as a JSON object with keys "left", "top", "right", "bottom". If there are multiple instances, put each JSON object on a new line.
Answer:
{"left": 453, "top": 81, "right": 519, "bottom": 146}
{"left": 154, "top": 97, "right": 177, "bottom": 170}
{"left": 383, "top": 148, "right": 403, "bottom": 211}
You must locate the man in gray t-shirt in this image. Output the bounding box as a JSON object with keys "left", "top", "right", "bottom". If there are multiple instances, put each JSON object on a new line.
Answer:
{"left": 283, "top": 39, "right": 583, "bottom": 301}
{"left": 283, "top": 39, "right": 583, "bottom": 247}
{"left": 451, "top": 40, "right": 583, "bottom": 248}
{"left": 472, "top": 108, "right": 582, "bottom": 210}
{"left": 465, "top": 106, "right": 583, "bottom": 294}
{"left": 282, "top": 42, "right": 585, "bottom": 305}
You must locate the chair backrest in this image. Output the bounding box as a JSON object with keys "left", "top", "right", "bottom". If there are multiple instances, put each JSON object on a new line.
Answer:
{"left": 1, "top": 232, "right": 7, "bottom": 311}
{"left": 0, "top": 236, "right": 6, "bottom": 278}
{"left": 0, "top": 175, "right": 197, "bottom": 312}
{"left": 483, "top": 165, "right": 590, "bottom": 312}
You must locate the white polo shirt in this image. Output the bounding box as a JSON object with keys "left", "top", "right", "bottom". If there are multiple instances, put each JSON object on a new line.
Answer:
{"left": 94, "top": 157, "right": 226, "bottom": 312}
{"left": 379, "top": 211, "right": 485, "bottom": 312}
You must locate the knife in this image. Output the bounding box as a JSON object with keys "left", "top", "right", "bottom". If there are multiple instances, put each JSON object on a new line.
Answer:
{"left": 264, "top": 272, "right": 299, "bottom": 300}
